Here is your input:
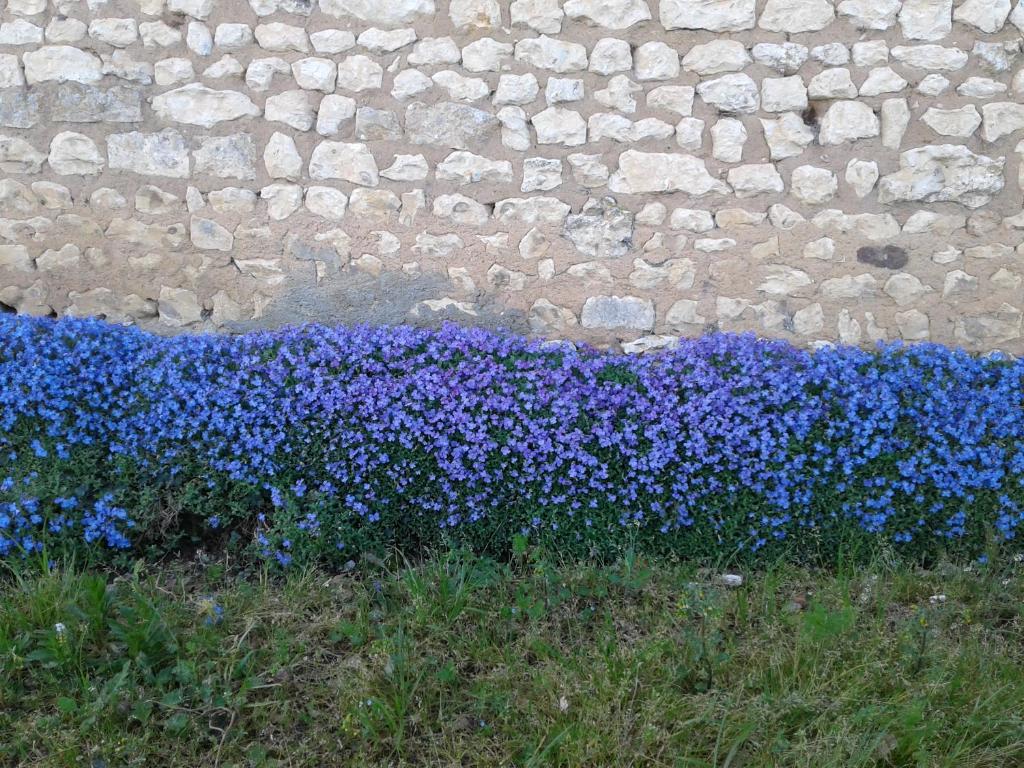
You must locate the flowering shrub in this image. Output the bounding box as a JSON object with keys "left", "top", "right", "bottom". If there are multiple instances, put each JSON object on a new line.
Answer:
{"left": 2, "top": 315, "right": 1023, "bottom": 566}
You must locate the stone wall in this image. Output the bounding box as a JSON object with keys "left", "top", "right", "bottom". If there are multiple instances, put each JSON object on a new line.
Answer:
{"left": 0, "top": 0, "right": 1023, "bottom": 352}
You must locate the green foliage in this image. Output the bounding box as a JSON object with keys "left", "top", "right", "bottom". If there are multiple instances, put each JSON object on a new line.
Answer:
{"left": 7, "top": 317, "right": 1024, "bottom": 573}
{"left": 2, "top": 550, "right": 1024, "bottom": 766}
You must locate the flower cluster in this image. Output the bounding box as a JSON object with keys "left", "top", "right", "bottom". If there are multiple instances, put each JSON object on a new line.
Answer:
{"left": 2, "top": 315, "right": 1023, "bottom": 566}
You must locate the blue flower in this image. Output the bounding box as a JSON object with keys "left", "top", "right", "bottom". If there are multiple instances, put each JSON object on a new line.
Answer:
{"left": 0, "top": 314, "right": 1021, "bottom": 566}
{"left": 197, "top": 596, "right": 224, "bottom": 626}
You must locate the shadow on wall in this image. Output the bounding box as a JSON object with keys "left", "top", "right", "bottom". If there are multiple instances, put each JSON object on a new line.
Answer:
{"left": 229, "top": 268, "right": 531, "bottom": 336}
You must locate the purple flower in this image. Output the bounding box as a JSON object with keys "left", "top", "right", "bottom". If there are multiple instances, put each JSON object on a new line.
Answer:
{"left": 0, "top": 314, "right": 1022, "bottom": 566}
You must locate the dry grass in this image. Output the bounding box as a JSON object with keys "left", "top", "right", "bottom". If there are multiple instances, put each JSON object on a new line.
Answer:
{"left": 2, "top": 548, "right": 1023, "bottom": 767}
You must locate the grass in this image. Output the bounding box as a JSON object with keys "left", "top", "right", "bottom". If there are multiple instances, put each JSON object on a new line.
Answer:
{"left": 1, "top": 546, "right": 1023, "bottom": 767}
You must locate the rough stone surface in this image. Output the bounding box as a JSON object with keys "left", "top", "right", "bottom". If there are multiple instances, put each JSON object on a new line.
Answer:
{"left": 845, "top": 159, "right": 879, "bottom": 198}
{"left": 982, "top": 103, "right": 1024, "bottom": 143}
{"left": 335, "top": 55, "right": 383, "bottom": 91}
{"left": 891, "top": 45, "right": 967, "bottom": 71}
{"left": 953, "top": 0, "right": 1010, "bottom": 34}
{"left": 48, "top": 132, "right": 104, "bottom": 175}
{"left": 790, "top": 165, "right": 837, "bottom": 205}
{"left": 697, "top": 74, "right": 759, "bottom": 114}
{"left": 193, "top": 134, "right": 256, "bottom": 179}
{"left": 0, "top": 0, "right": 1016, "bottom": 352}
{"left": 532, "top": 107, "right": 587, "bottom": 145}
{"left": 759, "top": 0, "right": 834, "bottom": 33}
{"left": 819, "top": 101, "right": 880, "bottom": 145}
{"left": 682, "top": 40, "right": 750, "bottom": 75}
{"left": 515, "top": 35, "right": 588, "bottom": 73}
{"left": 661, "top": 0, "right": 756, "bottom": 32}
{"left": 838, "top": 0, "right": 900, "bottom": 29}
{"left": 581, "top": 295, "right": 654, "bottom": 330}
{"left": 564, "top": 0, "right": 651, "bottom": 29}
{"left": 728, "top": 164, "right": 784, "bottom": 198}
{"left": 610, "top": 151, "right": 728, "bottom": 195}
{"left": 899, "top": 0, "right": 952, "bottom": 41}
{"left": 406, "top": 101, "right": 499, "bottom": 149}
{"left": 922, "top": 106, "right": 982, "bottom": 138}
{"left": 881, "top": 98, "right": 911, "bottom": 150}
{"left": 564, "top": 198, "right": 633, "bottom": 258}
{"left": 808, "top": 68, "right": 858, "bottom": 99}
{"left": 878, "top": 145, "right": 1005, "bottom": 209}
{"left": 762, "top": 113, "right": 814, "bottom": 160}
{"left": 634, "top": 42, "right": 679, "bottom": 81}
{"left": 153, "top": 84, "right": 260, "bottom": 127}
{"left": 308, "top": 142, "right": 379, "bottom": 186}
{"left": 437, "top": 151, "right": 513, "bottom": 184}
{"left": 158, "top": 287, "right": 202, "bottom": 327}
{"left": 107, "top": 130, "right": 189, "bottom": 178}
{"left": 24, "top": 46, "right": 102, "bottom": 84}
{"left": 190, "top": 216, "right": 233, "bottom": 251}
{"left": 321, "top": 0, "right": 435, "bottom": 26}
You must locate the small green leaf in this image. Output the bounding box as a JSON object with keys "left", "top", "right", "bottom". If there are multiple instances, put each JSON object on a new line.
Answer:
{"left": 164, "top": 712, "right": 189, "bottom": 732}
{"left": 159, "top": 689, "right": 183, "bottom": 707}
{"left": 56, "top": 696, "right": 78, "bottom": 714}
{"left": 436, "top": 661, "right": 456, "bottom": 685}
{"left": 132, "top": 699, "right": 153, "bottom": 723}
